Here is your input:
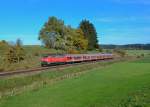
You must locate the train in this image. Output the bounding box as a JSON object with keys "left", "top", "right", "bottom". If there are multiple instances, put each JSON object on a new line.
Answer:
{"left": 41, "top": 53, "right": 114, "bottom": 67}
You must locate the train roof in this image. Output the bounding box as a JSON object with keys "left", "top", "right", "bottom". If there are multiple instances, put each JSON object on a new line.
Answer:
{"left": 66, "top": 53, "right": 113, "bottom": 56}
{"left": 42, "top": 54, "right": 65, "bottom": 57}
{"left": 42, "top": 53, "right": 113, "bottom": 57}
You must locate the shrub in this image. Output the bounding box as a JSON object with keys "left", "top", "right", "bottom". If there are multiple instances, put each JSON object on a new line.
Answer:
{"left": 113, "top": 49, "right": 126, "bottom": 57}
{"left": 68, "top": 49, "right": 80, "bottom": 54}
{"left": 0, "top": 67, "right": 4, "bottom": 72}
{"left": 5, "top": 46, "right": 24, "bottom": 63}
{"left": 141, "top": 54, "right": 144, "bottom": 57}
{"left": 137, "top": 55, "right": 141, "bottom": 58}
{"left": 34, "top": 52, "right": 40, "bottom": 56}
{"left": 4, "top": 40, "right": 26, "bottom": 63}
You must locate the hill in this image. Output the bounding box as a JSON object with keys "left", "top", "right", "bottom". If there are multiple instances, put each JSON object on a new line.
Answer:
{"left": 101, "top": 44, "right": 150, "bottom": 50}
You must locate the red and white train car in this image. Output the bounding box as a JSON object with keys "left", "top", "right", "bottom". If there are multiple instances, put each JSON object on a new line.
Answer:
{"left": 41, "top": 53, "right": 113, "bottom": 67}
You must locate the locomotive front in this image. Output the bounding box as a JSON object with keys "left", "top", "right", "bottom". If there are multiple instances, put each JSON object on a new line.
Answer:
{"left": 41, "top": 54, "right": 68, "bottom": 67}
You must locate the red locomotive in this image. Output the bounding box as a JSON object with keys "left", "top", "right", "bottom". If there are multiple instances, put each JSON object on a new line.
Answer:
{"left": 41, "top": 53, "right": 113, "bottom": 67}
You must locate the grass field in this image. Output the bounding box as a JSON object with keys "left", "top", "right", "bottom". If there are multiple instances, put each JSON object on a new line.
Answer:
{"left": 126, "top": 50, "right": 150, "bottom": 56}
{"left": 0, "top": 61, "right": 116, "bottom": 95}
{"left": 0, "top": 57, "right": 150, "bottom": 107}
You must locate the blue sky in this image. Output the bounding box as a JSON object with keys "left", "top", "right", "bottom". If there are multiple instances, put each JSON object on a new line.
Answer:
{"left": 0, "top": 0, "right": 150, "bottom": 45}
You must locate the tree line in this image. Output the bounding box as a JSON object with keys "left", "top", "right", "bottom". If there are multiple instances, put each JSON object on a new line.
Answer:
{"left": 38, "top": 16, "right": 99, "bottom": 53}
{"left": 101, "top": 44, "right": 150, "bottom": 50}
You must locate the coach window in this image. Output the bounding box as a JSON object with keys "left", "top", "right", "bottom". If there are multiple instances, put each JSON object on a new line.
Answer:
{"left": 74, "top": 56, "right": 81, "bottom": 59}
{"left": 68, "top": 57, "right": 72, "bottom": 59}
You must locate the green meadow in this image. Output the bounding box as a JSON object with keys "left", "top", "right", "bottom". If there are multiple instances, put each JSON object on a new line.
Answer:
{"left": 126, "top": 50, "right": 150, "bottom": 56}
{"left": 0, "top": 57, "right": 150, "bottom": 107}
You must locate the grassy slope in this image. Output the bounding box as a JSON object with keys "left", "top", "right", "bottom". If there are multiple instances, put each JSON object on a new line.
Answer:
{"left": 0, "top": 58, "right": 150, "bottom": 107}
{"left": 0, "top": 61, "right": 113, "bottom": 93}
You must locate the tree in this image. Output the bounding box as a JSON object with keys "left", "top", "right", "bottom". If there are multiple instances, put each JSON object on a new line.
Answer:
{"left": 64, "top": 27, "right": 88, "bottom": 53}
{"left": 39, "top": 17, "right": 89, "bottom": 53}
{"left": 16, "top": 38, "right": 23, "bottom": 47}
{"left": 79, "top": 19, "right": 99, "bottom": 50}
{"left": 39, "top": 16, "right": 66, "bottom": 50}
{"left": 73, "top": 29, "right": 88, "bottom": 50}
{"left": 15, "top": 39, "right": 25, "bottom": 63}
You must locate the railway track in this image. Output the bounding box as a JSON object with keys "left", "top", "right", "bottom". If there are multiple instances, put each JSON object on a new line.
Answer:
{"left": 0, "top": 59, "right": 114, "bottom": 78}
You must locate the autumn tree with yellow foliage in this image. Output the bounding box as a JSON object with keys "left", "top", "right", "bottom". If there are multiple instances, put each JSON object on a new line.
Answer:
{"left": 39, "top": 17, "right": 90, "bottom": 53}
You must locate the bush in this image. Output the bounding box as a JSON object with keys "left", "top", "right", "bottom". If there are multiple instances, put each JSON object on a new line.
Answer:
{"left": 34, "top": 52, "right": 40, "bottom": 56}
{"left": 4, "top": 41, "right": 25, "bottom": 64}
{"left": 0, "top": 67, "right": 4, "bottom": 72}
{"left": 137, "top": 55, "right": 141, "bottom": 58}
{"left": 141, "top": 54, "right": 144, "bottom": 57}
{"left": 68, "top": 49, "right": 80, "bottom": 54}
{"left": 113, "top": 49, "right": 126, "bottom": 57}
{"left": 5, "top": 46, "right": 24, "bottom": 63}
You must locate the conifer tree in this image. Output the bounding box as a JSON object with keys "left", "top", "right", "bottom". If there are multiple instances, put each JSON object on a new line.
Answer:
{"left": 79, "top": 20, "right": 99, "bottom": 50}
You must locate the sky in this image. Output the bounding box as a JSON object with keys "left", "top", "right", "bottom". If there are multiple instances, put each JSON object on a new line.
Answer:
{"left": 0, "top": 0, "right": 150, "bottom": 45}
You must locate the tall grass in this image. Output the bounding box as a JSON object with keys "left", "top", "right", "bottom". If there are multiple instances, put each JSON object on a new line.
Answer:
{"left": 119, "top": 86, "right": 150, "bottom": 107}
{"left": 0, "top": 60, "right": 117, "bottom": 98}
